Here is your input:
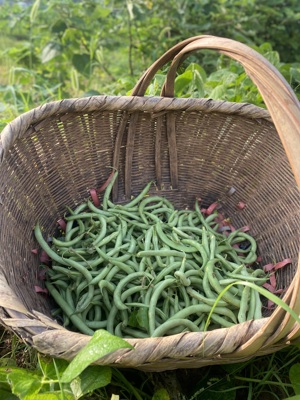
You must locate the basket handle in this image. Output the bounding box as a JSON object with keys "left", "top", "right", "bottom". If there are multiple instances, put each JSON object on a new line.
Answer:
{"left": 132, "top": 35, "right": 300, "bottom": 189}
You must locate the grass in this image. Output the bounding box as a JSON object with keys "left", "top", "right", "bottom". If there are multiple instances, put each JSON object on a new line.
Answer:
{"left": 0, "top": 35, "right": 27, "bottom": 85}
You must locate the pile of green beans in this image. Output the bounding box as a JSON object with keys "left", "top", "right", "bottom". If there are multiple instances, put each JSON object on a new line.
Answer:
{"left": 35, "top": 172, "right": 269, "bottom": 338}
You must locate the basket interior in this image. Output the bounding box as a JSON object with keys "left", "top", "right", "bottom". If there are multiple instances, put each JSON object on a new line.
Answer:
{"left": 0, "top": 105, "right": 299, "bottom": 323}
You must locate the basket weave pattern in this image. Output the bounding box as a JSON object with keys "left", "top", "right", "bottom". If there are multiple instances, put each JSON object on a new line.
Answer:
{"left": 1, "top": 36, "right": 300, "bottom": 371}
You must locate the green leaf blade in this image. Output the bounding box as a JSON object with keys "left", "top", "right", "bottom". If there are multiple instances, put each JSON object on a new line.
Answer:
{"left": 289, "top": 363, "right": 300, "bottom": 395}
{"left": 7, "top": 370, "right": 42, "bottom": 400}
{"left": 70, "top": 366, "right": 111, "bottom": 398}
{"left": 61, "top": 330, "right": 133, "bottom": 383}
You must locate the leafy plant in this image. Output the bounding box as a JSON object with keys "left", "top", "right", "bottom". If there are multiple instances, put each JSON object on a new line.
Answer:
{"left": 145, "top": 43, "right": 300, "bottom": 106}
{"left": 0, "top": 330, "right": 133, "bottom": 399}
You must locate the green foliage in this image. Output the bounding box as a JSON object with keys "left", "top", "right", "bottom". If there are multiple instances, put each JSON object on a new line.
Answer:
{"left": 145, "top": 45, "right": 300, "bottom": 107}
{"left": 2, "top": 330, "right": 300, "bottom": 399}
{"left": 0, "top": 0, "right": 300, "bottom": 112}
{"left": 0, "top": 330, "right": 134, "bottom": 399}
{"left": 61, "top": 330, "right": 132, "bottom": 383}
{"left": 289, "top": 363, "right": 300, "bottom": 395}
{"left": 1, "top": 1, "right": 300, "bottom": 399}
{"left": 152, "top": 388, "right": 170, "bottom": 400}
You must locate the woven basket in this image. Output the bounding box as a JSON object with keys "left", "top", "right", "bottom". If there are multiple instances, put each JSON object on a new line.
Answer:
{"left": 1, "top": 35, "right": 300, "bottom": 372}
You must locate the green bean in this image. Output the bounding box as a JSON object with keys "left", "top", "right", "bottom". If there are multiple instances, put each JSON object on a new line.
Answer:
{"left": 93, "top": 305, "right": 102, "bottom": 321}
{"left": 65, "top": 202, "right": 88, "bottom": 235}
{"left": 152, "top": 318, "right": 200, "bottom": 337}
{"left": 96, "top": 229, "right": 119, "bottom": 248}
{"left": 188, "top": 276, "right": 204, "bottom": 287}
{"left": 117, "top": 217, "right": 149, "bottom": 231}
{"left": 173, "top": 294, "right": 180, "bottom": 314}
{"left": 137, "top": 249, "right": 186, "bottom": 258}
{"left": 138, "top": 195, "right": 173, "bottom": 220}
{"left": 253, "top": 290, "right": 263, "bottom": 319}
{"left": 87, "top": 307, "right": 96, "bottom": 323}
{"left": 65, "top": 226, "right": 80, "bottom": 242}
{"left": 201, "top": 227, "right": 210, "bottom": 256}
{"left": 206, "top": 259, "right": 241, "bottom": 308}
{"left": 176, "top": 210, "right": 192, "bottom": 227}
{"left": 65, "top": 212, "right": 108, "bottom": 221}
{"left": 238, "top": 286, "right": 250, "bottom": 323}
{"left": 104, "top": 265, "right": 120, "bottom": 283}
{"left": 91, "top": 216, "right": 107, "bottom": 246}
{"left": 85, "top": 320, "right": 107, "bottom": 329}
{"left": 52, "top": 233, "right": 85, "bottom": 248}
{"left": 122, "top": 327, "right": 149, "bottom": 338}
{"left": 155, "top": 223, "right": 197, "bottom": 253}
{"left": 214, "top": 267, "right": 243, "bottom": 296}
{"left": 231, "top": 263, "right": 247, "bottom": 274}
{"left": 175, "top": 225, "right": 202, "bottom": 237}
{"left": 109, "top": 208, "right": 143, "bottom": 221}
{"left": 152, "top": 261, "right": 182, "bottom": 284}
{"left": 65, "top": 287, "right": 76, "bottom": 310}
{"left": 37, "top": 174, "right": 270, "bottom": 339}
{"left": 186, "top": 287, "right": 228, "bottom": 307}
{"left": 228, "top": 232, "right": 257, "bottom": 263}
{"left": 181, "top": 239, "right": 208, "bottom": 266}
{"left": 168, "top": 210, "right": 179, "bottom": 227}
{"left": 121, "top": 285, "right": 144, "bottom": 304}
{"left": 221, "top": 276, "right": 267, "bottom": 285}
{"left": 114, "top": 322, "right": 124, "bottom": 337}
{"left": 35, "top": 224, "right": 71, "bottom": 265}
{"left": 63, "top": 315, "right": 70, "bottom": 328}
{"left": 124, "top": 181, "right": 153, "bottom": 209}
{"left": 162, "top": 296, "right": 170, "bottom": 318}
{"left": 168, "top": 304, "right": 237, "bottom": 323}
{"left": 106, "top": 304, "right": 119, "bottom": 334}
{"left": 209, "top": 314, "right": 235, "bottom": 328}
{"left": 209, "top": 235, "right": 216, "bottom": 260}
{"left": 45, "top": 282, "right": 94, "bottom": 335}
{"left": 51, "top": 279, "right": 69, "bottom": 289}
{"left": 101, "top": 287, "right": 113, "bottom": 311}
{"left": 203, "top": 262, "right": 218, "bottom": 299}
{"left": 251, "top": 269, "right": 266, "bottom": 277}
{"left": 178, "top": 285, "right": 191, "bottom": 307}
{"left": 55, "top": 247, "right": 89, "bottom": 258}
{"left": 113, "top": 203, "right": 136, "bottom": 212}
{"left": 114, "top": 272, "right": 153, "bottom": 311}
{"left": 216, "top": 254, "right": 236, "bottom": 272}
{"left": 195, "top": 201, "right": 223, "bottom": 239}
{"left": 205, "top": 212, "right": 218, "bottom": 224}
{"left": 172, "top": 226, "right": 192, "bottom": 239}
{"left": 148, "top": 278, "right": 176, "bottom": 335}
{"left": 103, "top": 170, "right": 118, "bottom": 210}
{"left": 143, "top": 211, "right": 161, "bottom": 223}
{"left": 93, "top": 246, "right": 134, "bottom": 274}
{"left": 80, "top": 301, "right": 94, "bottom": 322}
{"left": 62, "top": 257, "right": 93, "bottom": 283}
{"left": 76, "top": 284, "right": 95, "bottom": 313}
{"left": 99, "top": 280, "right": 116, "bottom": 293}
{"left": 247, "top": 288, "right": 256, "bottom": 320}
{"left": 174, "top": 271, "right": 191, "bottom": 286}
{"left": 187, "top": 212, "right": 197, "bottom": 227}
{"left": 52, "top": 266, "right": 82, "bottom": 280}
{"left": 152, "top": 228, "right": 166, "bottom": 268}
{"left": 87, "top": 200, "right": 113, "bottom": 217}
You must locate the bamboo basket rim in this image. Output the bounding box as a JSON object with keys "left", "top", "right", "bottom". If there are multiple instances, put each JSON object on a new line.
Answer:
{"left": 0, "top": 95, "right": 272, "bottom": 164}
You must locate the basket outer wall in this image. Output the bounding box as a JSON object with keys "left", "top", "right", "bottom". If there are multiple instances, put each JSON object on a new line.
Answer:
{"left": 0, "top": 95, "right": 300, "bottom": 370}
